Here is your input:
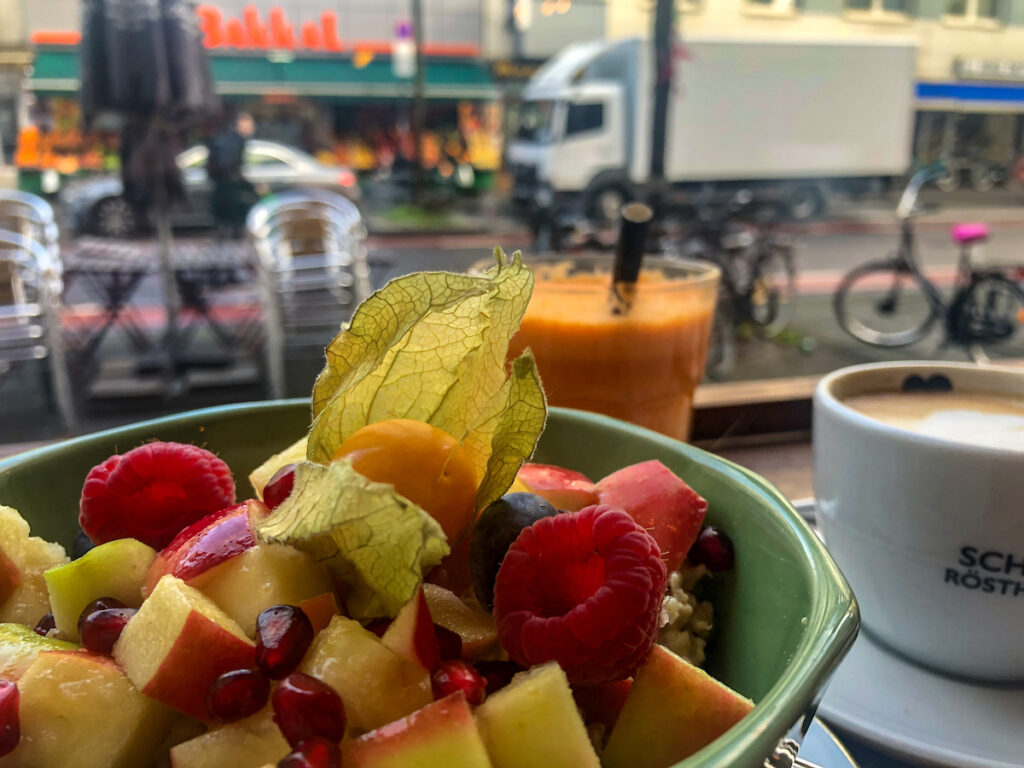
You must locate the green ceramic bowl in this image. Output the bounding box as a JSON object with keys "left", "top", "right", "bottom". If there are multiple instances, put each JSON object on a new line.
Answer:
{"left": 0, "top": 402, "right": 858, "bottom": 768}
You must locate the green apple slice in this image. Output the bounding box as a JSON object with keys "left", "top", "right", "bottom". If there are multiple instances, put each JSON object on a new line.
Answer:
{"left": 0, "top": 622, "right": 76, "bottom": 680}
{"left": 44, "top": 538, "right": 156, "bottom": 642}
{"left": 476, "top": 662, "right": 600, "bottom": 768}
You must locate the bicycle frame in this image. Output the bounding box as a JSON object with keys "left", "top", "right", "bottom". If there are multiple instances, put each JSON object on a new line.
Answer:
{"left": 884, "top": 219, "right": 949, "bottom": 318}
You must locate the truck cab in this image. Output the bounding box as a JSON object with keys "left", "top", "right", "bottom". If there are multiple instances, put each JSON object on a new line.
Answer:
{"left": 508, "top": 40, "right": 633, "bottom": 223}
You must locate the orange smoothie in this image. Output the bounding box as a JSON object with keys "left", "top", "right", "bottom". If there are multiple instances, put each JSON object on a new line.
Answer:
{"left": 510, "top": 257, "right": 719, "bottom": 440}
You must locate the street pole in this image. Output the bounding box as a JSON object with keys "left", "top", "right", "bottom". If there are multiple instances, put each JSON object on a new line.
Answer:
{"left": 649, "top": 0, "right": 674, "bottom": 222}
{"left": 508, "top": 0, "right": 523, "bottom": 61}
{"left": 411, "top": 0, "right": 427, "bottom": 206}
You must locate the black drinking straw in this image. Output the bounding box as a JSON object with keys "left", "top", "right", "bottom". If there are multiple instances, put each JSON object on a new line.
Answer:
{"left": 610, "top": 202, "right": 654, "bottom": 315}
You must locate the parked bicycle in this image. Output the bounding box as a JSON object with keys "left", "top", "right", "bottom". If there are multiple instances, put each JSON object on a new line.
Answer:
{"left": 834, "top": 165, "right": 1024, "bottom": 363}
{"left": 664, "top": 190, "right": 798, "bottom": 378}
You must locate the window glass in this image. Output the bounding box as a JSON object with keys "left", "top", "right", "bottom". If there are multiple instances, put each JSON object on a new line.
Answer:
{"left": 565, "top": 103, "right": 604, "bottom": 136}
{"left": 516, "top": 101, "right": 556, "bottom": 143}
{"left": 245, "top": 149, "right": 290, "bottom": 167}
{"left": 976, "top": 0, "right": 1000, "bottom": 18}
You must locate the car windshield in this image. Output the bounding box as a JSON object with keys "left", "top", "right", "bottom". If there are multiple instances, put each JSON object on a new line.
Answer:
{"left": 516, "top": 100, "right": 556, "bottom": 144}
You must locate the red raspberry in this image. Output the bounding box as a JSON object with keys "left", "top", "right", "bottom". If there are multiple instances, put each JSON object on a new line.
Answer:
{"left": 79, "top": 442, "right": 235, "bottom": 549}
{"left": 493, "top": 504, "right": 667, "bottom": 686}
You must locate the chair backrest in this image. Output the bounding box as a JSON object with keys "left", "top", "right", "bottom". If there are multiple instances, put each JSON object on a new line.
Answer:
{"left": 0, "top": 229, "right": 77, "bottom": 432}
{"left": 0, "top": 190, "right": 61, "bottom": 273}
{"left": 0, "top": 230, "right": 53, "bottom": 354}
{"left": 248, "top": 189, "right": 370, "bottom": 313}
{"left": 247, "top": 190, "right": 369, "bottom": 399}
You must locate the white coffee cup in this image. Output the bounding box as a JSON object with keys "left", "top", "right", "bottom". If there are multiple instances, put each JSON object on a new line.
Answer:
{"left": 814, "top": 361, "right": 1024, "bottom": 682}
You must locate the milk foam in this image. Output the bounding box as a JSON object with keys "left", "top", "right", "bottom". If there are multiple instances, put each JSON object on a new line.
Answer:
{"left": 843, "top": 392, "right": 1024, "bottom": 452}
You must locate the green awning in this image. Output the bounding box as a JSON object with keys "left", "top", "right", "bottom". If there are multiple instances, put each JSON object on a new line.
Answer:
{"left": 31, "top": 49, "right": 498, "bottom": 99}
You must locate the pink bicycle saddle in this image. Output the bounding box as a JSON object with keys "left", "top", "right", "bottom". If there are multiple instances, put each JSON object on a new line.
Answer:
{"left": 951, "top": 223, "right": 990, "bottom": 245}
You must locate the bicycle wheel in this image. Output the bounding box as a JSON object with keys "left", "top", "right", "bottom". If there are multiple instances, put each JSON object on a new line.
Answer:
{"left": 955, "top": 275, "right": 1024, "bottom": 362}
{"left": 834, "top": 260, "right": 938, "bottom": 347}
{"left": 749, "top": 244, "right": 797, "bottom": 338}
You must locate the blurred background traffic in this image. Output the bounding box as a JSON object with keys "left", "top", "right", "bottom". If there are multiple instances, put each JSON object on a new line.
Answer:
{"left": 4, "top": 0, "right": 1024, "bottom": 443}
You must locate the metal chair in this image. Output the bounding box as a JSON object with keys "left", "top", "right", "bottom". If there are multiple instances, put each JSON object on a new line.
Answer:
{"left": 248, "top": 190, "right": 370, "bottom": 399}
{"left": 0, "top": 230, "right": 77, "bottom": 433}
{"left": 0, "top": 190, "right": 61, "bottom": 269}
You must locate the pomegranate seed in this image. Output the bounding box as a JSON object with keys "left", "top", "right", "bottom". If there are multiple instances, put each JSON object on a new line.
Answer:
{"left": 0, "top": 681, "right": 18, "bottom": 756}
{"left": 435, "top": 624, "right": 462, "bottom": 661}
{"left": 474, "top": 660, "right": 523, "bottom": 695}
{"left": 79, "top": 607, "right": 136, "bottom": 655}
{"left": 207, "top": 668, "right": 270, "bottom": 722}
{"left": 687, "top": 526, "right": 735, "bottom": 572}
{"left": 264, "top": 464, "right": 297, "bottom": 510}
{"left": 256, "top": 605, "right": 314, "bottom": 680}
{"left": 33, "top": 613, "right": 56, "bottom": 637}
{"left": 431, "top": 660, "right": 486, "bottom": 706}
{"left": 272, "top": 673, "right": 346, "bottom": 747}
{"left": 278, "top": 736, "right": 341, "bottom": 768}
{"left": 76, "top": 597, "right": 127, "bottom": 633}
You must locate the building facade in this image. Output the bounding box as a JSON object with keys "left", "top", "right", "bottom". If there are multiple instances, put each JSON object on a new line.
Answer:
{"left": 604, "top": 0, "right": 1024, "bottom": 184}
{"left": 0, "top": 0, "right": 30, "bottom": 163}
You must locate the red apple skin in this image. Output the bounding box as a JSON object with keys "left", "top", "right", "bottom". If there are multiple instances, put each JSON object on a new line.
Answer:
{"left": 382, "top": 589, "right": 441, "bottom": 673}
{"left": 0, "top": 547, "right": 22, "bottom": 607}
{"left": 596, "top": 460, "right": 708, "bottom": 573}
{"left": 573, "top": 679, "right": 633, "bottom": 733}
{"left": 141, "top": 611, "right": 256, "bottom": 722}
{"left": 145, "top": 501, "right": 270, "bottom": 593}
{"left": 516, "top": 464, "right": 600, "bottom": 512}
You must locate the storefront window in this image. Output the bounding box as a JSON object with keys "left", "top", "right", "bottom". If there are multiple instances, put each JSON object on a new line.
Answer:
{"left": 846, "top": 0, "right": 910, "bottom": 12}
{"left": 946, "top": 0, "right": 1002, "bottom": 19}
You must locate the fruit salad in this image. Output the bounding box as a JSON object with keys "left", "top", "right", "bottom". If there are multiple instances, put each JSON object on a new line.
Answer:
{"left": 0, "top": 253, "right": 754, "bottom": 768}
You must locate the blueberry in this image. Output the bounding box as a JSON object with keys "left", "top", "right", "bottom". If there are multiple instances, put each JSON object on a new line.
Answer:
{"left": 72, "top": 529, "right": 95, "bottom": 560}
{"left": 469, "top": 492, "right": 559, "bottom": 610}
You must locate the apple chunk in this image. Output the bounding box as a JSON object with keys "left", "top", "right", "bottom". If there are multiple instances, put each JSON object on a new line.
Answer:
{"left": 476, "top": 662, "right": 600, "bottom": 768}
{"left": 0, "top": 623, "right": 75, "bottom": 680}
{"left": 170, "top": 708, "right": 289, "bottom": 768}
{"left": 0, "top": 506, "right": 68, "bottom": 626}
{"left": 422, "top": 583, "right": 496, "bottom": 660}
{"left": 381, "top": 588, "right": 441, "bottom": 673}
{"left": 343, "top": 693, "right": 493, "bottom": 768}
{"left": 144, "top": 501, "right": 266, "bottom": 595}
{"left": 300, "top": 615, "right": 432, "bottom": 733}
{"left": 9, "top": 649, "right": 177, "bottom": 768}
{"left": 44, "top": 537, "right": 156, "bottom": 641}
{"left": 515, "top": 463, "right": 599, "bottom": 511}
{"left": 196, "top": 542, "right": 334, "bottom": 637}
{"left": 596, "top": 460, "right": 708, "bottom": 572}
{"left": 602, "top": 644, "right": 754, "bottom": 768}
{"left": 113, "top": 575, "right": 255, "bottom": 722}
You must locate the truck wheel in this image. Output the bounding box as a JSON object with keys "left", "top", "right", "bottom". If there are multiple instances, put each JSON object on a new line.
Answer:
{"left": 786, "top": 185, "right": 824, "bottom": 221}
{"left": 589, "top": 185, "right": 629, "bottom": 226}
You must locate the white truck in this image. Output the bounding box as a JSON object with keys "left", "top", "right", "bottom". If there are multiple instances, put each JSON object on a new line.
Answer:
{"left": 507, "top": 36, "right": 917, "bottom": 221}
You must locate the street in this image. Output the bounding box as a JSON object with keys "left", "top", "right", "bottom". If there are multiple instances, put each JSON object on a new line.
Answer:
{"left": 5, "top": 194, "right": 1024, "bottom": 444}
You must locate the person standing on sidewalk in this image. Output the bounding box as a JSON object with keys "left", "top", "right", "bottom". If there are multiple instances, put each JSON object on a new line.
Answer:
{"left": 208, "top": 111, "right": 257, "bottom": 239}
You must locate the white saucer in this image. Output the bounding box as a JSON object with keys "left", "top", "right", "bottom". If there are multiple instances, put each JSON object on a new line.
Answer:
{"left": 802, "top": 718, "right": 859, "bottom": 768}
{"left": 818, "top": 631, "right": 1024, "bottom": 768}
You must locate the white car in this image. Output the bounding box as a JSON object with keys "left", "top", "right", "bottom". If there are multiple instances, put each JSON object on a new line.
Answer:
{"left": 64, "top": 140, "right": 360, "bottom": 237}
